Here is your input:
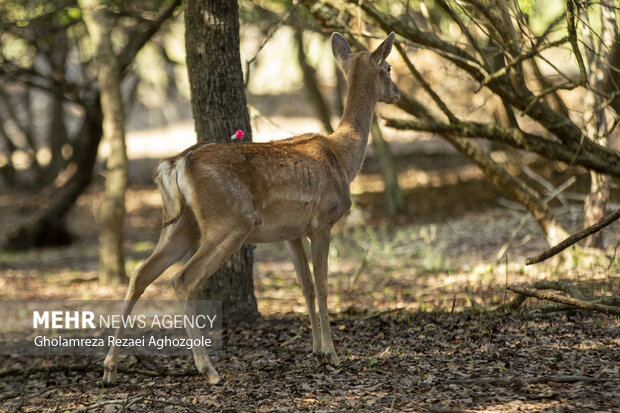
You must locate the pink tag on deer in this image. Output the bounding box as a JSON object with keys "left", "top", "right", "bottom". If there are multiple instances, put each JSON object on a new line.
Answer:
{"left": 231, "top": 130, "right": 244, "bottom": 140}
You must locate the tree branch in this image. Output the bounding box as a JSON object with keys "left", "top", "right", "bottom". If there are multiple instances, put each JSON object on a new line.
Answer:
{"left": 525, "top": 208, "right": 620, "bottom": 265}
{"left": 565, "top": 0, "right": 588, "bottom": 85}
{"left": 384, "top": 117, "right": 620, "bottom": 177}
{"left": 116, "top": 0, "right": 182, "bottom": 73}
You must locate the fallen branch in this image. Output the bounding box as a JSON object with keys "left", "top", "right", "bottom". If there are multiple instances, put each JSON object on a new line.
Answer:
{"left": 527, "top": 280, "right": 586, "bottom": 300}
{"left": 526, "top": 208, "right": 620, "bottom": 265}
{"left": 446, "top": 375, "right": 616, "bottom": 385}
{"left": 507, "top": 285, "right": 620, "bottom": 316}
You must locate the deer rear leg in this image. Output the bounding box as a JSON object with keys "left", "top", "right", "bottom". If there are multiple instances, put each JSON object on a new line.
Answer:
{"left": 310, "top": 228, "right": 340, "bottom": 366}
{"left": 286, "top": 238, "right": 321, "bottom": 353}
{"left": 172, "top": 226, "right": 250, "bottom": 385}
{"left": 103, "top": 211, "right": 198, "bottom": 386}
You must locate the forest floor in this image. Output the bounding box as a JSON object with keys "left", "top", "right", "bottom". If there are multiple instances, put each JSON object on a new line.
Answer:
{"left": 0, "top": 128, "right": 619, "bottom": 412}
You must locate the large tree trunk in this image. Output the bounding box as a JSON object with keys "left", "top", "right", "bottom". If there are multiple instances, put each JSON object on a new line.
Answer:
{"left": 185, "top": 0, "right": 260, "bottom": 325}
{"left": 81, "top": 0, "right": 129, "bottom": 285}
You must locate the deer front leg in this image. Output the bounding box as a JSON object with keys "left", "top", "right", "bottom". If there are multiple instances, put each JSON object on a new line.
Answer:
{"left": 286, "top": 238, "right": 321, "bottom": 353}
{"left": 310, "top": 228, "right": 340, "bottom": 366}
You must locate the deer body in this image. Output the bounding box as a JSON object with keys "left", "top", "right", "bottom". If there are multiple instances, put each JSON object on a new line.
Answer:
{"left": 103, "top": 32, "right": 399, "bottom": 386}
{"left": 159, "top": 135, "right": 352, "bottom": 244}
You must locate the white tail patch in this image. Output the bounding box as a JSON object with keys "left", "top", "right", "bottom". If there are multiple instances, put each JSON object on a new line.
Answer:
{"left": 155, "top": 158, "right": 186, "bottom": 224}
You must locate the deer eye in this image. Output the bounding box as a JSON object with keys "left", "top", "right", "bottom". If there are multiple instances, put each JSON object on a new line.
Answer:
{"left": 386, "top": 65, "right": 391, "bottom": 73}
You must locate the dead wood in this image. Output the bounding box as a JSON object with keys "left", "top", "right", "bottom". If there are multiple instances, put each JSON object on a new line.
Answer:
{"left": 527, "top": 280, "right": 586, "bottom": 300}
{"left": 526, "top": 208, "right": 620, "bottom": 265}
{"left": 507, "top": 285, "right": 620, "bottom": 316}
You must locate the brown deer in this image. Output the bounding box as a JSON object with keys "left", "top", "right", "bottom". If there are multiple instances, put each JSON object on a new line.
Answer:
{"left": 103, "top": 32, "right": 400, "bottom": 385}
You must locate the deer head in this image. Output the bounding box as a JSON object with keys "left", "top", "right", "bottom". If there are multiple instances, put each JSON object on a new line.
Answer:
{"left": 332, "top": 32, "right": 400, "bottom": 104}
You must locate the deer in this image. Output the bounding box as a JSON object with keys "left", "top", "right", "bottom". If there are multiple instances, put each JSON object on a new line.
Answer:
{"left": 102, "top": 31, "right": 400, "bottom": 386}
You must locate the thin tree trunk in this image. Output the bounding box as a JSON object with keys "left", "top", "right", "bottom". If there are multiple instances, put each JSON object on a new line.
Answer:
{"left": 295, "top": 30, "right": 334, "bottom": 134}
{"left": 370, "top": 115, "right": 402, "bottom": 219}
{"left": 0, "top": 110, "right": 17, "bottom": 186}
{"left": 581, "top": 0, "right": 616, "bottom": 248}
{"left": 185, "top": 0, "right": 260, "bottom": 326}
{"left": 81, "top": 0, "right": 128, "bottom": 285}
{"left": 47, "top": 31, "right": 70, "bottom": 177}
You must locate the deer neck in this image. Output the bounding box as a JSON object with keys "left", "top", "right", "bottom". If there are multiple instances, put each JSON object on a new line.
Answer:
{"left": 330, "top": 79, "right": 377, "bottom": 183}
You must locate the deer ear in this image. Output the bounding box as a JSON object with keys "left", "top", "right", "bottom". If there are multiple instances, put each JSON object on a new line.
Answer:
{"left": 371, "top": 32, "right": 395, "bottom": 68}
{"left": 331, "top": 32, "right": 351, "bottom": 65}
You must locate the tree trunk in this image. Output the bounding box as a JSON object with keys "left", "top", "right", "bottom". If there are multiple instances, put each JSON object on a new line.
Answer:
{"left": 185, "top": 0, "right": 260, "bottom": 326}
{"left": 4, "top": 103, "right": 103, "bottom": 250}
{"left": 295, "top": 30, "right": 334, "bottom": 134}
{"left": 81, "top": 0, "right": 129, "bottom": 285}
{"left": 47, "top": 31, "right": 70, "bottom": 177}
{"left": 1, "top": 1, "right": 178, "bottom": 252}
{"left": 370, "top": 115, "right": 402, "bottom": 219}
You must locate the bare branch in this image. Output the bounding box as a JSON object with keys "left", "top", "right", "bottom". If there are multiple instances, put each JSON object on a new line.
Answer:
{"left": 565, "top": 0, "right": 588, "bottom": 85}
{"left": 525, "top": 208, "right": 620, "bottom": 265}
{"left": 434, "top": 0, "right": 489, "bottom": 68}
{"left": 394, "top": 41, "right": 457, "bottom": 123}
{"left": 478, "top": 37, "right": 569, "bottom": 89}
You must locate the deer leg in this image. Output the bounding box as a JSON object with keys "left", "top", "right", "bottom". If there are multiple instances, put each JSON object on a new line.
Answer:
{"left": 172, "top": 225, "right": 250, "bottom": 385}
{"left": 310, "top": 228, "right": 340, "bottom": 366}
{"left": 103, "top": 210, "right": 199, "bottom": 385}
{"left": 286, "top": 238, "right": 321, "bottom": 353}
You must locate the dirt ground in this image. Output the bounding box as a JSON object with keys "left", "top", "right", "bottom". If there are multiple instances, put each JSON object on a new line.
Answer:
{"left": 1, "top": 138, "right": 619, "bottom": 412}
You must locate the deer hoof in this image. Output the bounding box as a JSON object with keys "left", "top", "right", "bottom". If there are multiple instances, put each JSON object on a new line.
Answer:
{"left": 314, "top": 351, "right": 340, "bottom": 366}
{"left": 102, "top": 361, "right": 118, "bottom": 386}
{"left": 205, "top": 368, "right": 220, "bottom": 385}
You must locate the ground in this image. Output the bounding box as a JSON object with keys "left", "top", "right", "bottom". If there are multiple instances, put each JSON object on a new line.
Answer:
{"left": 0, "top": 127, "right": 619, "bottom": 412}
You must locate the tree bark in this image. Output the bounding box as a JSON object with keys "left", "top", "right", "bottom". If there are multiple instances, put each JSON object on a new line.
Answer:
{"left": 185, "top": 0, "right": 260, "bottom": 326}
{"left": 80, "top": 0, "right": 128, "bottom": 285}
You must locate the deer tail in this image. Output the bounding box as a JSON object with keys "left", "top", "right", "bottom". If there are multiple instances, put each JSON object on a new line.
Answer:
{"left": 154, "top": 157, "right": 186, "bottom": 227}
